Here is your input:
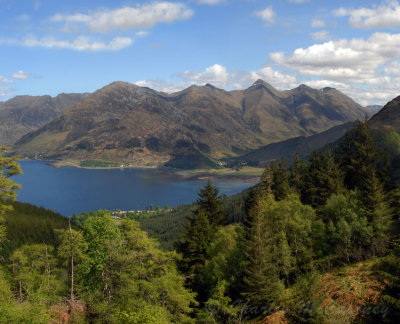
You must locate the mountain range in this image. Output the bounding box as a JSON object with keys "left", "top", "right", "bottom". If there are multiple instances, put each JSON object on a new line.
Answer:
{"left": 0, "top": 93, "right": 89, "bottom": 146}
{"left": 10, "top": 80, "right": 377, "bottom": 169}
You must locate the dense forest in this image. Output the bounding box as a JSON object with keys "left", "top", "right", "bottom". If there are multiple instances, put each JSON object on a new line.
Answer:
{"left": 1, "top": 121, "right": 400, "bottom": 323}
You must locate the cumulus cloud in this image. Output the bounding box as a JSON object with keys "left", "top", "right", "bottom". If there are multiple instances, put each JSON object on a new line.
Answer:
{"left": 135, "top": 64, "right": 297, "bottom": 94}
{"left": 51, "top": 2, "right": 193, "bottom": 33}
{"left": 179, "top": 64, "right": 229, "bottom": 88}
{"left": 270, "top": 32, "right": 400, "bottom": 83}
{"left": 232, "top": 67, "right": 297, "bottom": 90}
{"left": 384, "top": 60, "right": 400, "bottom": 76}
{"left": 255, "top": 6, "right": 275, "bottom": 26}
{"left": 10, "top": 70, "right": 32, "bottom": 80}
{"left": 334, "top": 1, "right": 400, "bottom": 29}
{"left": 134, "top": 61, "right": 400, "bottom": 105}
{"left": 311, "top": 19, "right": 326, "bottom": 28}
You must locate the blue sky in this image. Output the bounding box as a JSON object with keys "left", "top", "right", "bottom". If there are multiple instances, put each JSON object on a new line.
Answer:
{"left": 1, "top": 0, "right": 400, "bottom": 105}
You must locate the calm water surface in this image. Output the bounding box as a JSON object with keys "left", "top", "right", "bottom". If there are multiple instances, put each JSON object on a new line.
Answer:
{"left": 14, "top": 161, "right": 258, "bottom": 216}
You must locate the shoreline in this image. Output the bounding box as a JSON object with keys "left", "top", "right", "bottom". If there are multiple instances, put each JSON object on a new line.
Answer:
{"left": 19, "top": 158, "right": 263, "bottom": 181}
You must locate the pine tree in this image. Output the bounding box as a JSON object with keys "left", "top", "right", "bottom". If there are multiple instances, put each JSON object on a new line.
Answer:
{"left": 302, "top": 151, "right": 343, "bottom": 209}
{"left": 271, "top": 160, "right": 290, "bottom": 201}
{"left": 289, "top": 153, "right": 306, "bottom": 194}
{"left": 176, "top": 181, "right": 225, "bottom": 302}
{"left": 196, "top": 179, "right": 225, "bottom": 226}
{"left": 360, "top": 171, "right": 392, "bottom": 255}
{"left": 337, "top": 120, "right": 379, "bottom": 190}
{"left": 242, "top": 195, "right": 284, "bottom": 311}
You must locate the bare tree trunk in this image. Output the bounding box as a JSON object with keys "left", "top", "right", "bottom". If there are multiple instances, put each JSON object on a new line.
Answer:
{"left": 19, "top": 280, "right": 22, "bottom": 300}
{"left": 69, "top": 218, "right": 74, "bottom": 300}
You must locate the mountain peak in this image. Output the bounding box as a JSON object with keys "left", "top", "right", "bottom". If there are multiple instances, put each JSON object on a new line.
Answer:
{"left": 252, "top": 79, "right": 273, "bottom": 88}
{"left": 296, "top": 84, "right": 313, "bottom": 91}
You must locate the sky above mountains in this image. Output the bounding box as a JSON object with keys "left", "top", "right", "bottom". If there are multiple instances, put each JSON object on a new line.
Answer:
{"left": 1, "top": 0, "right": 400, "bottom": 106}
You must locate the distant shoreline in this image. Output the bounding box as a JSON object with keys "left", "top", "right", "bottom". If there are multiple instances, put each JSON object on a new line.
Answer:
{"left": 19, "top": 158, "right": 263, "bottom": 182}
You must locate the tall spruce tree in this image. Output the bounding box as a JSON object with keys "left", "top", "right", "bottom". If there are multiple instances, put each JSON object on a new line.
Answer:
{"left": 196, "top": 179, "right": 225, "bottom": 226}
{"left": 302, "top": 151, "right": 343, "bottom": 209}
{"left": 337, "top": 120, "right": 379, "bottom": 190}
{"left": 176, "top": 180, "right": 225, "bottom": 302}
{"left": 271, "top": 160, "right": 291, "bottom": 201}
{"left": 243, "top": 195, "right": 284, "bottom": 312}
{"left": 289, "top": 153, "right": 307, "bottom": 194}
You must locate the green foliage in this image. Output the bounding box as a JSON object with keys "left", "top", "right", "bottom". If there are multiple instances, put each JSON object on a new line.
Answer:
{"left": 3, "top": 201, "right": 68, "bottom": 258}
{"left": 302, "top": 151, "right": 343, "bottom": 209}
{"left": 380, "top": 129, "right": 400, "bottom": 156}
{"left": 196, "top": 179, "right": 226, "bottom": 226}
{"left": 83, "top": 217, "right": 196, "bottom": 323}
{"left": 79, "top": 160, "right": 121, "bottom": 168}
{"left": 338, "top": 120, "right": 380, "bottom": 190}
{"left": 0, "top": 147, "right": 22, "bottom": 245}
{"left": 139, "top": 204, "right": 194, "bottom": 250}
{"left": 269, "top": 160, "right": 291, "bottom": 201}
{"left": 320, "top": 193, "right": 370, "bottom": 263}
{"left": 375, "top": 243, "right": 400, "bottom": 323}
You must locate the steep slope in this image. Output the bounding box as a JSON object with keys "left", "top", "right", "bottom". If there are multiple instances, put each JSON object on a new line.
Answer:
{"left": 0, "top": 93, "right": 88, "bottom": 146}
{"left": 13, "top": 81, "right": 368, "bottom": 169}
{"left": 369, "top": 95, "right": 400, "bottom": 131}
{"left": 240, "top": 82, "right": 368, "bottom": 141}
{"left": 230, "top": 122, "right": 354, "bottom": 167}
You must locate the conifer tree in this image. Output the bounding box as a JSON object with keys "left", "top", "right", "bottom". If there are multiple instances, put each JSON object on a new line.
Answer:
{"left": 176, "top": 180, "right": 225, "bottom": 301}
{"left": 243, "top": 195, "right": 284, "bottom": 311}
{"left": 271, "top": 160, "right": 290, "bottom": 201}
{"left": 302, "top": 151, "right": 343, "bottom": 209}
{"left": 196, "top": 179, "right": 225, "bottom": 226}
{"left": 289, "top": 153, "right": 306, "bottom": 194}
{"left": 337, "top": 120, "right": 379, "bottom": 190}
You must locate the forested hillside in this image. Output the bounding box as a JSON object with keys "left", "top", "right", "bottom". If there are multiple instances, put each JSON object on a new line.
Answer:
{"left": 0, "top": 121, "right": 400, "bottom": 323}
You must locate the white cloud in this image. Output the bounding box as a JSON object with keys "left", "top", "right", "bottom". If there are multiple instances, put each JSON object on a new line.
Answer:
{"left": 10, "top": 70, "right": 31, "bottom": 80}
{"left": 20, "top": 35, "right": 133, "bottom": 51}
{"left": 51, "top": 2, "right": 193, "bottom": 33}
{"left": 0, "top": 75, "right": 14, "bottom": 100}
{"left": 179, "top": 64, "right": 229, "bottom": 88}
{"left": 270, "top": 32, "right": 400, "bottom": 83}
{"left": 233, "top": 67, "right": 297, "bottom": 90}
{"left": 311, "top": 19, "right": 326, "bottom": 28}
{"left": 255, "top": 6, "right": 275, "bottom": 26}
{"left": 134, "top": 61, "right": 400, "bottom": 105}
{"left": 384, "top": 60, "right": 400, "bottom": 76}
{"left": 311, "top": 30, "right": 331, "bottom": 41}
{"left": 334, "top": 1, "right": 400, "bottom": 29}
{"left": 0, "top": 75, "right": 13, "bottom": 84}
{"left": 136, "top": 64, "right": 297, "bottom": 93}
{"left": 197, "top": 0, "right": 224, "bottom": 5}
{"left": 135, "top": 79, "right": 187, "bottom": 93}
